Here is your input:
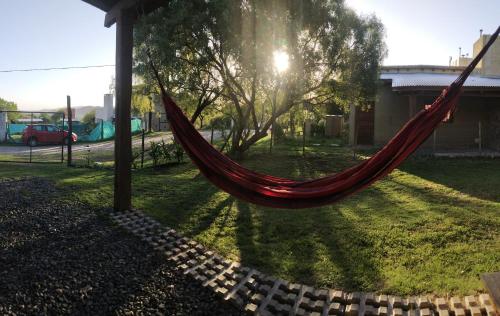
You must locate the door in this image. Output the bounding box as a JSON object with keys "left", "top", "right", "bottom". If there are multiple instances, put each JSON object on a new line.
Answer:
{"left": 355, "top": 105, "right": 374, "bottom": 145}
{"left": 45, "top": 125, "right": 63, "bottom": 143}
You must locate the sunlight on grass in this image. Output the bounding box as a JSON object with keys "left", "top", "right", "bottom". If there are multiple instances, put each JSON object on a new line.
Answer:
{"left": 0, "top": 138, "right": 498, "bottom": 295}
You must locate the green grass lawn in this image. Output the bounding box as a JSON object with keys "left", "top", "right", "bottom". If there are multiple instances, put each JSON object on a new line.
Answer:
{"left": 0, "top": 136, "right": 498, "bottom": 296}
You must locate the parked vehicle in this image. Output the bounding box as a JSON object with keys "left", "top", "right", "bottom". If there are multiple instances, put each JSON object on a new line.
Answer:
{"left": 22, "top": 124, "right": 77, "bottom": 147}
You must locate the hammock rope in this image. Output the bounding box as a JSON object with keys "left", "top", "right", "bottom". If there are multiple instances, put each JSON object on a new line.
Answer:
{"left": 149, "top": 26, "right": 499, "bottom": 209}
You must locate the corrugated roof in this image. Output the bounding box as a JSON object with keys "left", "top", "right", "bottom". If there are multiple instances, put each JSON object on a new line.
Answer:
{"left": 380, "top": 73, "right": 500, "bottom": 88}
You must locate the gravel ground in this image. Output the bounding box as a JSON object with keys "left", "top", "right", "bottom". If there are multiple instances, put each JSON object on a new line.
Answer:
{"left": 0, "top": 177, "right": 243, "bottom": 315}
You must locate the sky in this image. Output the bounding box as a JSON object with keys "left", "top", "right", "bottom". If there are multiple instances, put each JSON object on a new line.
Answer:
{"left": 0, "top": 0, "right": 498, "bottom": 111}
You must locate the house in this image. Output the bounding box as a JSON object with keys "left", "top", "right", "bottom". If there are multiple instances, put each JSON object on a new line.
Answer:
{"left": 349, "top": 31, "right": 500, "bottom": 152}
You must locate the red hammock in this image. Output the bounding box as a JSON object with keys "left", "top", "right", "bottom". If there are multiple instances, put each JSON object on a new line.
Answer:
{"left": 150, "top": 26, "right": 499, "bottom": 209}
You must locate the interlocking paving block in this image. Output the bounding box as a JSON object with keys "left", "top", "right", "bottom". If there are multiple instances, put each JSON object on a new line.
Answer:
{"left": 227, "top": 292, "right": 244, "bottom": 307}
{"left": 392, "top": 307, "right": 403, "bottom": 316}
{"left": 378, "top": 305, "right": 388, "bottom": 316}
{"left": 327, "top": 302, "right": 344, "bottom": 315}
{"left": 302, "top": 286, "right": 315, "bottom": 298}
{"left": 314, "top": 289, "right": 329, "bottom": 301}
{"left": 331, "top": 290, "right": 345, "bottom": 303}
{"left": 469, "top": 306, "right": 482, "bottom": 316}
{"left": 406, "top": 309, "right": 417, "bottom": 316}
{"left": 453, "top": 308, "right": 466, "bottom": 316}
{"left": 345, "top": 303, "right": 359, "bottom": 316}
{"left": 484, "top": 305, "right": 498, "bottom": 316}
{"left": 377, "top": 294, "right": 389, "bottom": 307}
{"left": 418, "top": 297, "right": 432, "bottom": 309}
{"left": 312, "top": 299, "right": 326, "bottom": 312}
{"left": 406, "top": 297, "right": 417, "bottom": 310}
{"left": 299, "top": 297, "right": 311, "bottom": 309}
{"left": 285, "top": 292, "right": 298, "bottom": 305}
{"left": 288, "top": 283, "right": 302, "bottom": 294}
{"left": 250, "top": 293, "right": 266, "bottom": 304}
{"left": 244, "top": 303, "right": 258, "bottom": 314}
{"left": 434, "top": 297, "right": 448, "bottom": 310}
{"left": 450, "top": 297, "right": 463, "bottom": 309}
{"left": 348, "top": 292, "right": 362, "bottom": 304}
{"left": 437, "top": 310, "right": 449, "bottom": 316}
{"left": 214, "top": 285, "right": 229, "bottom": 297}
{"left": 479, "top": 293, "right": 493, "bottom": 306}
{"left": 464, "top": 295, "right": 479, "bottom": 307}
{"left": 419, "top": 308, "right": 432, "bottom": 316}
{"left": 364, "top": 293, "right": 376, "bottom": 306}
{"left": 391, "top": 296, "right": 403, "bottom": 309}
{"left": 364, "top": 305, "right": 376, "bottom": 315}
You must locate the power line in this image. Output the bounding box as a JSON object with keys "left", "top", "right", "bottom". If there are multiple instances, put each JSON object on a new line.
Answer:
{"left": 0, "top": 64, "right": 115, "bottom": 73}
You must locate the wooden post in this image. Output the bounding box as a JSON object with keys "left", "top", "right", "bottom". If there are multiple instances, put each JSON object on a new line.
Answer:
{"left": 61, "top": 113, "right": 65, "bottom": 163}
{"left": 148, "top": 111, "right": 152, "bottom": 133}
{"left": 409, "top": 94, "right": 417, "bottom": 118}
{"left": 114, "top": 9, "right": 134, "bottom": 212}
{"left": 478, "top": 121, "right": 482, "bottom": 152}
{"left": 141, "top": 129, "right": 145, "bottom": 168}
{"left": 433, "top": 129, "right": 437, "bottom": 154}
{"left": 29, "top": 112, "right": 33, "bottom": 163}
{"left": 67, "top": 96, "right": 73, "bottom": 167}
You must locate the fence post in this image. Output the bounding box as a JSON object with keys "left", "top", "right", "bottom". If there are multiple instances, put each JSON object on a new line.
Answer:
{"left": 101, "top": 120, "right": 104, "bottom": 140}
{"left": 61, "top": 113, "right": 65, "bottom": 163}
{"left": 141, "top": 129, "right": 145, "bottom": 168}
{"left": 29, "top": 112, "right": 33, "bottom": 163}
{"left": 478, "top": 121, "right": 482, "bottom": 152}
{"left": 210, "top": 125, "right": 214, "bottom": 144}
{"left": 148, "top": 111, "right": 152, "bottom": 133}
{"left": 67, "top": 96, "right": 73, "bottom": 167}
{"left": 302, "top": 120, "right": 306, "bottom": 157}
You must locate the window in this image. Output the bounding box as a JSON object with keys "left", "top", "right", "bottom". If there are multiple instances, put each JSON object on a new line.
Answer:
{"left": 46, "top": 125, "right": 58, "bottom": 132}
{"left": 33, "top": 125, "right": 45, "bottom": 131}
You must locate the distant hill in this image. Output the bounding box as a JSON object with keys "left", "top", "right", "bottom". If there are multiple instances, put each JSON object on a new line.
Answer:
{"left": 72, "top": 106, "right": 100, "bottom": 120}
{"left": 40, "top": 105, "right": 100, "bottom": 121}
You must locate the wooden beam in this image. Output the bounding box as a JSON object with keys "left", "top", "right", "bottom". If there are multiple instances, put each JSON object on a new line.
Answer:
{"left": 408, "top": 94, "right": 417, "bottom": 118}
{"left": 114, "top": 8, "right": 134, "bottom": 211}
{"left": 104, "top": 0, "right": 165, "bottom": 27}
{"left": 482, "top": 272, "right": 500, "bottom": 311}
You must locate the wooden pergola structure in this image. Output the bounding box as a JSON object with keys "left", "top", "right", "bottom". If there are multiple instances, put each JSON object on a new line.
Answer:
{"left": 82, "top": 0, "right": 165, "bottom": 211}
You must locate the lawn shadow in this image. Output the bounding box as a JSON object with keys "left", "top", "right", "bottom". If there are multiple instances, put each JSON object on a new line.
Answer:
{"left": 399, "top": 158, "right": 500, "bottom": 202}
{"left": 234, "top": 199, "right": 383, "bottom": 292}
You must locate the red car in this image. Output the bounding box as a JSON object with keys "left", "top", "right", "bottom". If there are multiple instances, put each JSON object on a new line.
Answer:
{"left": 22, "top": 124, "right": 77, "bottom": 147}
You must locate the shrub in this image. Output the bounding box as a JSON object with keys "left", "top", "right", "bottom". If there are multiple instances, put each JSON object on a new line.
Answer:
{"left": 149, "top": 140, "right": 184, "bottom": 167}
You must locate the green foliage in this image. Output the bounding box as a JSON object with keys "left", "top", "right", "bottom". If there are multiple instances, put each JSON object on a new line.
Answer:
{"left": 273, "top": 123, "right": 286, "bottom": 143}
{"left": 149, "top": 140, "right": 185, "bottom": 167}
{"left": 135, "top": 0, "right": 386, "bottom": 155}
{"left": 132, "top": 84, "right": 153, "bottom": 116}
{"left": 82, "top": 110, "right": 96, "bottom": 126}
{"left": 311, "top": 120, "right": 326, "bottom": 136}
{"left": 0, "top": 97, "right": 20, "bottom": 121}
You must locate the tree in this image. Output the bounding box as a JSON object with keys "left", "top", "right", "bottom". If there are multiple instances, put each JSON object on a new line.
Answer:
{"left": 135, "top": 0, "right": 386, "bottom": 157}
{"left": 82, "top": 110, "right": 96, "bottom": 126}
{"left": 131, "top": 84, "right": 153, "bottom": 117}
{"left": 0, "top": 97, "right": 20, "bottom": 121}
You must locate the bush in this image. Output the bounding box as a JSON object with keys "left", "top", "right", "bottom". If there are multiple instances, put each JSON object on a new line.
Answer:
{"left": 311, "top": 120, "right": 325, "bottom": 136}
{"left": 149, "top": 140, "right": 184, "bottom": 167}
{"left": 273, "top": 123, "right": 286, "bottom": 143}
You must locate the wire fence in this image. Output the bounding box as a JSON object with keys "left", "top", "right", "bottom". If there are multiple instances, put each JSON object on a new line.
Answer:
{"left": 0, "top": 110, "right": 67, "bottom": 163}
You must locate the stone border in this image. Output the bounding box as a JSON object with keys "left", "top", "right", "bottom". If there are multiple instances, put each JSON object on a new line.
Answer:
{"left": 110, "top": 210, "right": 498, "bottom": 316}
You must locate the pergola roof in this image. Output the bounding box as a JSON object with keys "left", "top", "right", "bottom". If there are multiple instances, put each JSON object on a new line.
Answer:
{"left": 82, "top": 0, "right": 117, "bottom": 12}
{"left": 381, "top": 73, "right": 500, "bottom": 89}
{"left": 82, "top": 0, "right": 165, "bottom": 26}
